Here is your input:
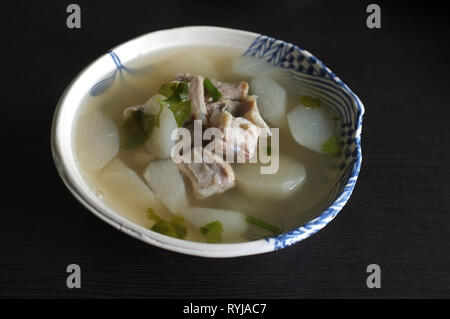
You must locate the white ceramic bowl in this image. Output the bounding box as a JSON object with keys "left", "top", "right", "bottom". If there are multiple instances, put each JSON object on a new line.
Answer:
{"left": 51, "top": 26, "right": 364, "bottom": 257}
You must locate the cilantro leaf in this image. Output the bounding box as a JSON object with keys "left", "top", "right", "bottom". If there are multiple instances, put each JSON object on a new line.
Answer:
{"left": 120, "top": 109, "right": 157, "bottom": 150}
{"left": 158, "top": 81, "right": 189, "bottom": 101}
{"left": 158, "top": 81, "right": 179, "bottom": 98}
{"left": 166, "top": 100, "right": 191, "bottom": 127}
{"left": 147, "top": 208, "right": 161, "bottom": 222}
{"left": 122, "top": 80, "right": 190, "bottom": 149}
{"left": 157, "top": 81, "right": 191, "bottom": 127}
{"left": 203, "top": 78, "right": 222, "bottom": 102}
{"left": 246, "top": 216, "right": 281, "bottom": 235}
{"left": 147, "top": 208, "right": 187, "bottom": 240}
{"left": 299, "top": 95, "right": 322, "bottom": 108}
{"left": 176, "top": 82, "right": 189, "bottom": 101}
{"left": 151, "top": 219, "right": 178, "bottom": 238}
{"left": 200, "top": 221, "right": 223, "bottom": 243}
{"left": 171, "top": 215, "right": 188, "bottom": 239}
{"left": 157, "top": 98, "right": 191, "bottom": 127}
{"left": 321, "top": 135, "right": 342, "bottom": 156}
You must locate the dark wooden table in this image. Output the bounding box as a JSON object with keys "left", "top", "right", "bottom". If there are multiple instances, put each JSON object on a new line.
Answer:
{"left": 2, "top": 0, "right": 449, "bottom": 298}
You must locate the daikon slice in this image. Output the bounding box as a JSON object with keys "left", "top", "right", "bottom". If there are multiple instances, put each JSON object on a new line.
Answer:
{"left": 232, "top": 56, "right": 277, "bottom": 78}
{"left": 287, "top": 105, "right": 336, "bottom": 153}
{"left": 143, "top": 95, "right": 178, "bottom": 159}
{"left": 234, "top": 155, "right": 306, "bottom": 199}
{"left": 99, "top": 159, "right": 171, "bottom": 221}
{"left": 76, "top": 112, "right": 119, "bottom": 171}
{"left": 142, "top": 94, "right": 165, "bottom": 114}
{"left": 250, "top": 77, "right": 286, "bottom": 127}
{"left": 143, "top": 159, "right": 188, "bottom": 213}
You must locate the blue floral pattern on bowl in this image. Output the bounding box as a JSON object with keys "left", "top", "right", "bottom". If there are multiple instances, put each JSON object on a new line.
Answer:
{"left": 244, "top": 35, "right": 364, "bottom": 249}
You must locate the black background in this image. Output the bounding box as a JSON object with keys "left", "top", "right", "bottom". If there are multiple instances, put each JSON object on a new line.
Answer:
{"left": 2, "top": 0, "right": 450, "bottom": 298}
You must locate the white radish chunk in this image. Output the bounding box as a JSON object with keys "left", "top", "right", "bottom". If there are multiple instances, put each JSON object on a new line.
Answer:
{"left": 232, "top": 56, "right": 277, "bottom": 78}
{"left": 159, "top": 54, "right": 218, "bottom": 80}
{"left": 250, "top": 77, "right": 286, "bottom": 127}
{"left": 287, "top": 105, "right": 335, "bottom": 153}
{"left": 142, "top": 94, "right": 165, "bottom": 114}
{"left": 143, "top": 95, "right": 178, "bottom": 159}
{"left": 179, "top": 207, "right": 248, "bottom": 243}
{"left": 76, "top": 112, "right": 119, "bottom": 171}
{"left": 143, "top": 159, "right": 188, "bottom": 213}
{"left": 99, "top": 159, "right": 171, "bottom": 221}
{"left": 234, "top": 155, "right": 306, "bottom": 200}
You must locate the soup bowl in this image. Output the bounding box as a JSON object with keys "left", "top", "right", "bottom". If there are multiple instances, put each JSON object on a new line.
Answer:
{"left": 51, "top": 26, "right": 364, "bottom": 257}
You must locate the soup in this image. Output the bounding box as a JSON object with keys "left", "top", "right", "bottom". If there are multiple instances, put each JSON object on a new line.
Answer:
{"left": 74, "top": 46, "right": 343, "bottom": 243}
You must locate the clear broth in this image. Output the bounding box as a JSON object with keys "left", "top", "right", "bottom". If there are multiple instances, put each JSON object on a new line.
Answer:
{"left": 74, "top": 46, "right": 341, "bottom": 242}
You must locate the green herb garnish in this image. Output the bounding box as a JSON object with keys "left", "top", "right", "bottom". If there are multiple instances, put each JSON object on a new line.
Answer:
{"left": 120, "top": 109, "right": 160, "bottom": 150}
{"left": 200, "top": 221, "right": 223, "bottom": 243}
{"left": 158, "top": 81, "right": 178, "bottom": 98}
{"left": 158, "top": 81, "right": 189, "bottom": 99}
{"left": 157, "top": 81, "right": 191, "bottom": 127}
{"left": 321, "top": 135, "right": 342, "bottom": 156}
{"left": 170, "top": 215, "right": 188, "bottom": 239}
{"left": 203, "top": 78, "right": 222, "bottom": 102}
{"left": 299, "top": 95, "right": 322, "bottom": 108}
{"left": 121, "top": 81, "right": 189, "bottom": 149}
{"left": 246, "top": 216, "right": 281, "bottom": 235}
{"left": 147, "top": 208, "right": 187, "bottom": 239}
{"left": 158, "top": 99, "right": 191, "bottom": 127}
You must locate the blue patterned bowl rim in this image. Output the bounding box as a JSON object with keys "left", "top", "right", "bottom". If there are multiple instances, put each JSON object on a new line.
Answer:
{"left": 238, "top": 34, "right": 365, "bottom": 250}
